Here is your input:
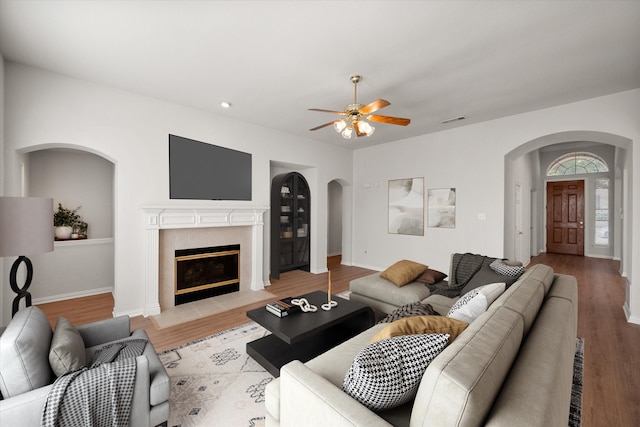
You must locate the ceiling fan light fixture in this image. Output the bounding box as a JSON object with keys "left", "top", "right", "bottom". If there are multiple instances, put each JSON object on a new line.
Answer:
{"left": 334, "top": 119, "right": 347, "bottom": 133}
{"left": 309, "top": 74, "right": 410, "bottom": 140}
{"left": 358, "top": 120, "right": 375, "bottom": 136}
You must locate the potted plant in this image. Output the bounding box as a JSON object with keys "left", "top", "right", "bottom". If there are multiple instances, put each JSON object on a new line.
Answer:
{"left": 53, "top": 203, "right": 82, "bottom": 240}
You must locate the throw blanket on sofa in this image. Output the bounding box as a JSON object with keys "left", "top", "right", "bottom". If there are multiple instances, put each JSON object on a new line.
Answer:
{"left": 427, "top": 253, "right": 492, "bottom": 298}
{"left": 42, "top": 339, "right": 147, "bottom": 427}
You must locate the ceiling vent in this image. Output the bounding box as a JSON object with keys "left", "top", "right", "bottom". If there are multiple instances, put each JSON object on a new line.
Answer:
{"left": 441, "top": 116, "right": 466, "bottom": 124}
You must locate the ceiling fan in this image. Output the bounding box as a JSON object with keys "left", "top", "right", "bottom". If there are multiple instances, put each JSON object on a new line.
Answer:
{"left": 309, "top": 74, "right": 411, "bottom": 139}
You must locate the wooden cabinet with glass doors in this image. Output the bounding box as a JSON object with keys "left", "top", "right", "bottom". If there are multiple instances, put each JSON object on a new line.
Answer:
{"left": 271, "top": 172, "right": 310, "bottom": 279}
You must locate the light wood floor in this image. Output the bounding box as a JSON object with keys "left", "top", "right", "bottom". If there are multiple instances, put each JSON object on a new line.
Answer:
{"left": 36, "top": 254, "right": 640, "bottom": 426}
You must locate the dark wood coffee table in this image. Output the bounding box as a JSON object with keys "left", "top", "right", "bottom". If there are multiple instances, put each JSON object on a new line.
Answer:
{"left": 246, "top": 290, "right": 375, "bottom": 377}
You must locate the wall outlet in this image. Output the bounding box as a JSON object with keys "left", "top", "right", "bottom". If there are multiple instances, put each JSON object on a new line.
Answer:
{"left": 477, "top": 213, "right": 487, "bottom": 220}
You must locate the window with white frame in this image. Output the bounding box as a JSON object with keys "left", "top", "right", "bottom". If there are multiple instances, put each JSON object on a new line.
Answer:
{"left": 595, "top": 178, "right": 609, "bottom": 246}
{"left": 546, "top": 152, "right": 608, "bottom": 176}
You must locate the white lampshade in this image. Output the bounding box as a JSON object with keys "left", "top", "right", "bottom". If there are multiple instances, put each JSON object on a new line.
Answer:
{"left": 0, "top": 197, "right": 54, "bottom": 257}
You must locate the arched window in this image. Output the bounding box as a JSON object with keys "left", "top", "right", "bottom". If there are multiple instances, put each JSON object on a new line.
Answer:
{"left": 546, "top": 152, "right": 608, "bottom": 176}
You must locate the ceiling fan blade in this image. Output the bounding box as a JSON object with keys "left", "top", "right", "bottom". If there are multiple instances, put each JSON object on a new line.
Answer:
{"left": 308, "top": 108, "right": 346, "bottom": 115}
{"left": 310, "top": 120, "right": 339, "bottom": 131}
{"left": 367, "top": 114, "right": 411, "bottom": 126}
{"left": 359, "top": 99, "right": 390, "bottom": 115}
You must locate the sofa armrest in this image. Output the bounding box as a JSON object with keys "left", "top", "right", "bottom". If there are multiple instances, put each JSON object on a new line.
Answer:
{"left": 0, "top": 384, "right": 51, "bottom": 426}
{"left": 77, "top": 315, "right": 131, "bottom": 347}
{"left": 279, "top": 361, "right": 392, "bottom": 427}
{"left": 129, "top": 355, "right": 152, "bottom": 427}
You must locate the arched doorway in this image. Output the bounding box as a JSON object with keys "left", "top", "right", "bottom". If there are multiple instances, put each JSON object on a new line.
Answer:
{"left": 504, "top": 131, "right": 631, "bottom": 273}
{"left": 327, "top": 179, "right": 353, "bottom": 267}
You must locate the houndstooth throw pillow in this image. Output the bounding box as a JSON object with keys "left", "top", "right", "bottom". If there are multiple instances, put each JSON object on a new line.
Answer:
{"left": 489, "top": 259, "right": 525, "bottom": 278}
{"left": 343, "top": 334, "right": 449, "bottom": 410}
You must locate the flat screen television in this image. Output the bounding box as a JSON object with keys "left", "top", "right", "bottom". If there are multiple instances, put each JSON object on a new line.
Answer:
{"left": 169, "top": 134, "right": 252, "bottom": 201}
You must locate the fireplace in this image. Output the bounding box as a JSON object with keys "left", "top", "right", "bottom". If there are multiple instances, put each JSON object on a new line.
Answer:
{"left": 174, "top": 244, "right": 240, "bottom": 305}
{"left": 142, "top": 206, "right": 267, "bottom": 317}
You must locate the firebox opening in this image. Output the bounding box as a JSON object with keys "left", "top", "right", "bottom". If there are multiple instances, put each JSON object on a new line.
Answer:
{"left": 174, "top": 244, "right": 240, "bottom": 306}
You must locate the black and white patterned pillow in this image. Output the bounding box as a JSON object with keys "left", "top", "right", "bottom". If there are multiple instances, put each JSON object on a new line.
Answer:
{"left": 342, "top": 334, "right": 449, "bottom": 410}
{"left": 380, "top": 301, "right": 440, "bottom": 324}
{"left": 489, "top": 259, "right": 525, "bottom": 278}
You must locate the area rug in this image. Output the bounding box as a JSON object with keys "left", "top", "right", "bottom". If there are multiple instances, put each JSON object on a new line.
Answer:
{"left": 570, "top": 337, "right": 584, "bottom": 427}
{"left": 159, "top": 319, "right": 584, "bottom": 427}
{"left": 159, "top": 322, "right": 273, "bottom": 427}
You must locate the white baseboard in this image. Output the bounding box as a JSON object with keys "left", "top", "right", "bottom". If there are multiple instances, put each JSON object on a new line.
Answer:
{"left": 32, "top": 287, "right": 113, "bottom": 305}
{"left": 623, "top": 302, "right": 640, "bottom": 325}
{"left": 350, "top": 262, "right": 383, "bottom": 272}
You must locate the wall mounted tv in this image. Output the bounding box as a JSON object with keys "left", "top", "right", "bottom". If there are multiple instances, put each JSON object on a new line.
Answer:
{"left": 169, "top": 134, "right": 252, "bottom": 201}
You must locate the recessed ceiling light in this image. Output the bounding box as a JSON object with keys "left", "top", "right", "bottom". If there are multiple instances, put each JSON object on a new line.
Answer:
{"left": 220, "top": 101, "right": 232, "bottom": 108}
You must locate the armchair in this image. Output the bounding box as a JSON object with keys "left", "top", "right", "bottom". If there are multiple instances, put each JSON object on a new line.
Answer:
{"left": 0, "top": 306, "right": 170, "bottom": 427}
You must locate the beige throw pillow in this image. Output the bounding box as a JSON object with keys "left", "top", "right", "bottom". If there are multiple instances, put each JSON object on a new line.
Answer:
{"left": 380, "top": 260, "right": 428, "bottom": 287}
{"left": 49, "top": 316, "right": 86, "bottom": 377}
{"left": 370, "top": 315, "right": 469, "bottom": 345}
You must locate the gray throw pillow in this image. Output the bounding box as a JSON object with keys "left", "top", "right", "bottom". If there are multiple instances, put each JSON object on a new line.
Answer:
{"left": 49, "top": 316, "right": 86, "bottom": 377}
{"left": 460, "top": 265, "right": 519, "bottom": 295}
{"left": 343, "top": 334, "right": 449, "bottom": 410}
{"left": 0, "top": 306, "right": 53, "bottom": 397}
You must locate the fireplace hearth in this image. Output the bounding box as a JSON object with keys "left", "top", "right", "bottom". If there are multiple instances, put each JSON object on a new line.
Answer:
{"left": 174, "top": 244, "right": 240, "bottom": 305}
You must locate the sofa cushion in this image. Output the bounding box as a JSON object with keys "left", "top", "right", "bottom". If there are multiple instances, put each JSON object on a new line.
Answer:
{"left": 422, "top": 294, "right": 458, "bottom": 315}
{"left": 0, "top": 306, "right": 53, "bottom": 398}
{"left": 415, "top": 268, "right": 448, "bottom": 285}
{"left": 411, "top": 307, "right": 525, "bottom": 426}
{"left": 350, "top": 273, "right": 431, "bottom": 309}
{"left": 305, "top": 324, "right": 386, "bottom": 388}
{"left": 49, "top": 316, "right": 86, "bottom": 377}
{"left": 380, "top": 259, "right": 428, "bottom": 286}
{"left": 343, "top": 334, "right": 449, "bottom": 410}
{"left": 518, "top": 263, "right": 556, "bottom": 294}
{"left": 493, "top": 270, "right": 547, "bottom": 336}
{"left": 447, "top": 283, "right": 506, "bottom": 323}
{"left": 370, "top": 315, "right": 468, "bottom": 345}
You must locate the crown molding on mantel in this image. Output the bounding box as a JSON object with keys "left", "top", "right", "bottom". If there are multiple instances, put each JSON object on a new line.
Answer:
{"left": 141, "top": 206, "right": 269, "bottom": 317}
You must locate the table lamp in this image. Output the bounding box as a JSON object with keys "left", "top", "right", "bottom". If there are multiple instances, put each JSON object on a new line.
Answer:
{"left": 0, "top": 197, "right": 54, "bottom": 316}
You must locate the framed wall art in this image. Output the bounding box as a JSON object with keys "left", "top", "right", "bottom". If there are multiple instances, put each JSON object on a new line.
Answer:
{"left": 427, "top": 188, "right": 456, "bottom": 228}
{"left": 388, "top": 177, "right": 424, "bottom": 236}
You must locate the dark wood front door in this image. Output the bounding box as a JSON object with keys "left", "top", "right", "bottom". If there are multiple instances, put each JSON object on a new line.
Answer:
{"left": 546, "top": 180, "right": 585, "bottom": 255}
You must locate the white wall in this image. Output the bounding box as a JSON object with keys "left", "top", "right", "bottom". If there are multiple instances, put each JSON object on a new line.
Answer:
{"left": 352, "top": 89, "right": 640, "bottom": 324}
{"left": 2, "top": 62, "right": 354, "bottom": 323}
{"left": 0, "top": 54, "right": 4, "bottom": 322}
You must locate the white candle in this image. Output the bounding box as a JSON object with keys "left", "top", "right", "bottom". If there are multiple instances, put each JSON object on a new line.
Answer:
{"left": 328, "top": 270, "right": 332, "bottom": 303}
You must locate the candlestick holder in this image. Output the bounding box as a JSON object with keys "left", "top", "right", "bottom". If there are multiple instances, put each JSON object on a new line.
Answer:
{"left": 321, "top": 299, "right": 338, "bottom": 311}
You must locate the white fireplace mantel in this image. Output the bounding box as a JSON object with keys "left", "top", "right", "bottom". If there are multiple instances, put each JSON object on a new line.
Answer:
{"left": 141, "top": 206, "right": 268, "bottom": 316}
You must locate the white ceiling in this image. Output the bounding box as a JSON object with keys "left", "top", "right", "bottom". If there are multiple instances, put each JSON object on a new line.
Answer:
{"left": 1, "top": 1, "right": 639, "bottom": 149}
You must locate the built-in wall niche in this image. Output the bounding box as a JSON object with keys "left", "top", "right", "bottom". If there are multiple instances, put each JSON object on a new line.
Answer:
{"left": 28, "top": 148, "right": 114, "bottom": 238}
{"left": 26, "top": 148, "right": 115, "bottom": 303}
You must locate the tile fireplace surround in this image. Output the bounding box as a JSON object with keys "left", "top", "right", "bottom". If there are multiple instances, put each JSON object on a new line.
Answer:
{"left": 142, "top": 206, "right": 268, "bottom": 316}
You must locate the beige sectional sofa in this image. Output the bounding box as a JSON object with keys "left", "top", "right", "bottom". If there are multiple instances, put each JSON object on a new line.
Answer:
{"left": 265, "top": 264, "right": 578, "bottom": 427}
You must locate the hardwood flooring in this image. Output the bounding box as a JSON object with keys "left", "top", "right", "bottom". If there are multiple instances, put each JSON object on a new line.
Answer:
{"left": 35, "top": 254, "right": 640, "bottom": 426}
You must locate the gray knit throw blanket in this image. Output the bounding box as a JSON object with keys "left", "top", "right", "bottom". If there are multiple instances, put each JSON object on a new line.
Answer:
{"left": 426, "top": 253, "right": 492, "bottom": 298}
{"left": 42, "top": 339, "right": 147, "bottom": 427}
